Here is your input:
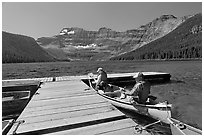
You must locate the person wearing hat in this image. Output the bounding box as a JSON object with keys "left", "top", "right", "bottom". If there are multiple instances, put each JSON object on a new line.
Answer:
{"left": 95, "top": 67, "right": 108, "bottom": 90}
{"left": 123, "top": 72, "right": 150, "bottom": 104}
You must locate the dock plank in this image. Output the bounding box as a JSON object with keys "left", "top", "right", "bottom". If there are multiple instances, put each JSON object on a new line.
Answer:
{"left": 31, "top": 91, "right": 96, "bottom": 101}
{"left": 47, "top": 118, "right": 138, "bottom": 135}
{"left": 24, "top": 100, "right": 107, "bottom": 113}
{"left": 32, "top": 88, "right": 94, "bottom": 100}
{"left": 9, "top": 110, "right": 126, "bottom": 135}
{"left": 27, "top": 94, "right": 105, "bottom": 107}
{"left": 18, "top": 104, "right": 116, "bottom": 124}
{"left": 21, "top": 102, "right": 111, "bottom": 118}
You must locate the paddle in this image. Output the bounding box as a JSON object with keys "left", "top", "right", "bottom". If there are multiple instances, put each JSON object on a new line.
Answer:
{"left": 88, "top": 73, "right": 97, "bottom": 81}
{"left": 88, "top": 72, "right": 102, "bottom": 92}
{"left": 148, "top": 95, "right": 157, "bottom": 100}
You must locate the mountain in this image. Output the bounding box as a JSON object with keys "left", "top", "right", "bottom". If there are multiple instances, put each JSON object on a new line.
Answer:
{"left": 110, "top": 13, "right": 202, "bottom": 60}
{"left": 2, "top": 31, "right": 57, "bottom": 63}
{"left": 37, "top": 14, "right": 190, "bottom": 61}
{"left": 3, "top": 13, "right": 200, "bottom": 63}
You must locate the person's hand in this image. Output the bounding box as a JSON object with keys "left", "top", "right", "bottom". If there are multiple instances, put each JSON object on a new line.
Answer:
{"left": 120, "top": 92, "right": 127, "bottom": 99}
{"left": 88, "top": 73, "right": 94, "bottom": 78}
{"left": 119, "top": 87, "right": 125, "bottom": 92}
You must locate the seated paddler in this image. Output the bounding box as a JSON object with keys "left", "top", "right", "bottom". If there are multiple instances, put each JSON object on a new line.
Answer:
{"left": 95, "top": 67, "right": 108, "bottom": 90}
{"left": 122, "top": 72, "right": 151, "bottom": 104}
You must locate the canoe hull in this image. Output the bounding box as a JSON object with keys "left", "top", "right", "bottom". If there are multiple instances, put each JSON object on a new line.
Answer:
{"left": 168, "top": 118, "right": 202, "bottom": 135}
{"left": 88, "top": 77, "right": 172, "bottom": 124}
{"left": 99, "top": 92, "right": 171, "bottom": 124}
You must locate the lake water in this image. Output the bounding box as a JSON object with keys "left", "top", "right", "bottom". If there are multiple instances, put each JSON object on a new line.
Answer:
{"left": 2, "top": 60, "right": 201, "bottom": 80}
{"left": 2, "top": 60, "right": 202, "bottom": 130}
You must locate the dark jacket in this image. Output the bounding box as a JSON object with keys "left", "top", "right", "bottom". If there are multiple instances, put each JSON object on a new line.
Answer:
{"left": 96, "top": 70, "right": 108, "bottom": 86}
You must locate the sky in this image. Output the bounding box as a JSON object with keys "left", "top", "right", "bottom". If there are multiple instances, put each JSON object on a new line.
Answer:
{"left": 2, "top": 1, "right": 202, "bottom": 39}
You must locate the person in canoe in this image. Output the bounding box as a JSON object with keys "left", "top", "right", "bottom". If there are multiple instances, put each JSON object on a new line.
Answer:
{"left": 122, "top": 72, "right": 151, "bottom": 104}
{"left": 95, "top": 67, "right": 108, "bottom": 90}
{"left": 104, "top": 72, "right": 151, "bottom": 104}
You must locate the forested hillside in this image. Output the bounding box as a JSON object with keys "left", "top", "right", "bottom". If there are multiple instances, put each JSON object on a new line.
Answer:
{"left": 37, "top": 14, "right": 188, "bottom": 61}
{"left": 110, "top": 13, "right": 202, "bottom": 60}
{"left": 2, "top": 31, "right": 56, "bottom": 63}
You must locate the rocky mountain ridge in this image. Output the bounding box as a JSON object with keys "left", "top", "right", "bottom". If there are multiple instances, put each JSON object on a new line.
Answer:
{"left": 110, "top": 13, "right": 202, "bottom": 60}
{"left": 37, "top": 14, "right": 191, "bottom": 61}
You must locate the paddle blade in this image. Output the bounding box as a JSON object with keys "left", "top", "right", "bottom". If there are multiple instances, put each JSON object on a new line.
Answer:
{"left": 148, "top": 95, "right": 157, "bottom": 100}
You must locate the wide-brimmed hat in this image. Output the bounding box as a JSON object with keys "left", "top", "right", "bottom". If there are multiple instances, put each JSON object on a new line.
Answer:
{"left": 133, "top": 72, "right": 144, "bottom": 78}
{"left": 97, "top": 67, "right": 103, "bottom": 72}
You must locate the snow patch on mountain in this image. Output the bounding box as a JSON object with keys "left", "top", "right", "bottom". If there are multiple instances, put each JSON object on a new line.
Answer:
{"left": 60, "top": 29, "right": 75, "bottom": 35}
{"left": 75, "top": 43, "right": 97, "bottom": 49}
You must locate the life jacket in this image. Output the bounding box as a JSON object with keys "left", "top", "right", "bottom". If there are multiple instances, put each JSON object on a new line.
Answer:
{"left": 137, "top": 81, "right": 150, "bottom": 104}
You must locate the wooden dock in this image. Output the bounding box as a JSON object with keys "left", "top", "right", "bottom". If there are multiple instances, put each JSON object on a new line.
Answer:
{"left": 3, "top": 72, "right": 171, "bottom": 83}
{"left": 7, "top": 77, "right": 151, "bottom": 135}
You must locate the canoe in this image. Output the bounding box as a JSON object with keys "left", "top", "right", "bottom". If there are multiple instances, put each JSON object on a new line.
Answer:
{"left": 81, "top": 72, "right": 171, "bottom": 88}
{"left": 168, "top": 118, "right": 202, "bottom": 135}
{"left": 88, "top": 76, "right": 172, "bottom": 124}
{"left": 2, "top": 91, "right": 30, "bottom": 117}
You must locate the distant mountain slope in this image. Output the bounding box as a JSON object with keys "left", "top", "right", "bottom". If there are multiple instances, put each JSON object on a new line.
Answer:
{"left": 3, "top": 13, "right": 201, "bottom": 63}
{"left": 37, "top": 14, "right": 189, "bottom": 61}
{"left": 2, "top": 31, "right": 56, "bottom": 63}
{"left": 110, "top": 13, "right": 202, "bottom": 60}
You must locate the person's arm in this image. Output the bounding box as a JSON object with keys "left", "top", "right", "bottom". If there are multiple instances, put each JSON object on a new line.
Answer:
{"left": 96, "top": 75, "right": 102, "bottom": 86}
{"left": 125, "top": 84, "right": 141, "bottom": 96}
{"left": 119, "top": 87, "right": 130, "bottom": 93}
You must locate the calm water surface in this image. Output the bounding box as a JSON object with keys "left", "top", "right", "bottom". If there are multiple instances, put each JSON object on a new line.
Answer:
{"left": 2, "top": 60, "right": 201, "bottom": 80}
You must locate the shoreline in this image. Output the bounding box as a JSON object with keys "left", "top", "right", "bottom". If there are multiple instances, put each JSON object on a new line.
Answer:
{"left": 2, "top": 58, "right": 202, "bottom": 65}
